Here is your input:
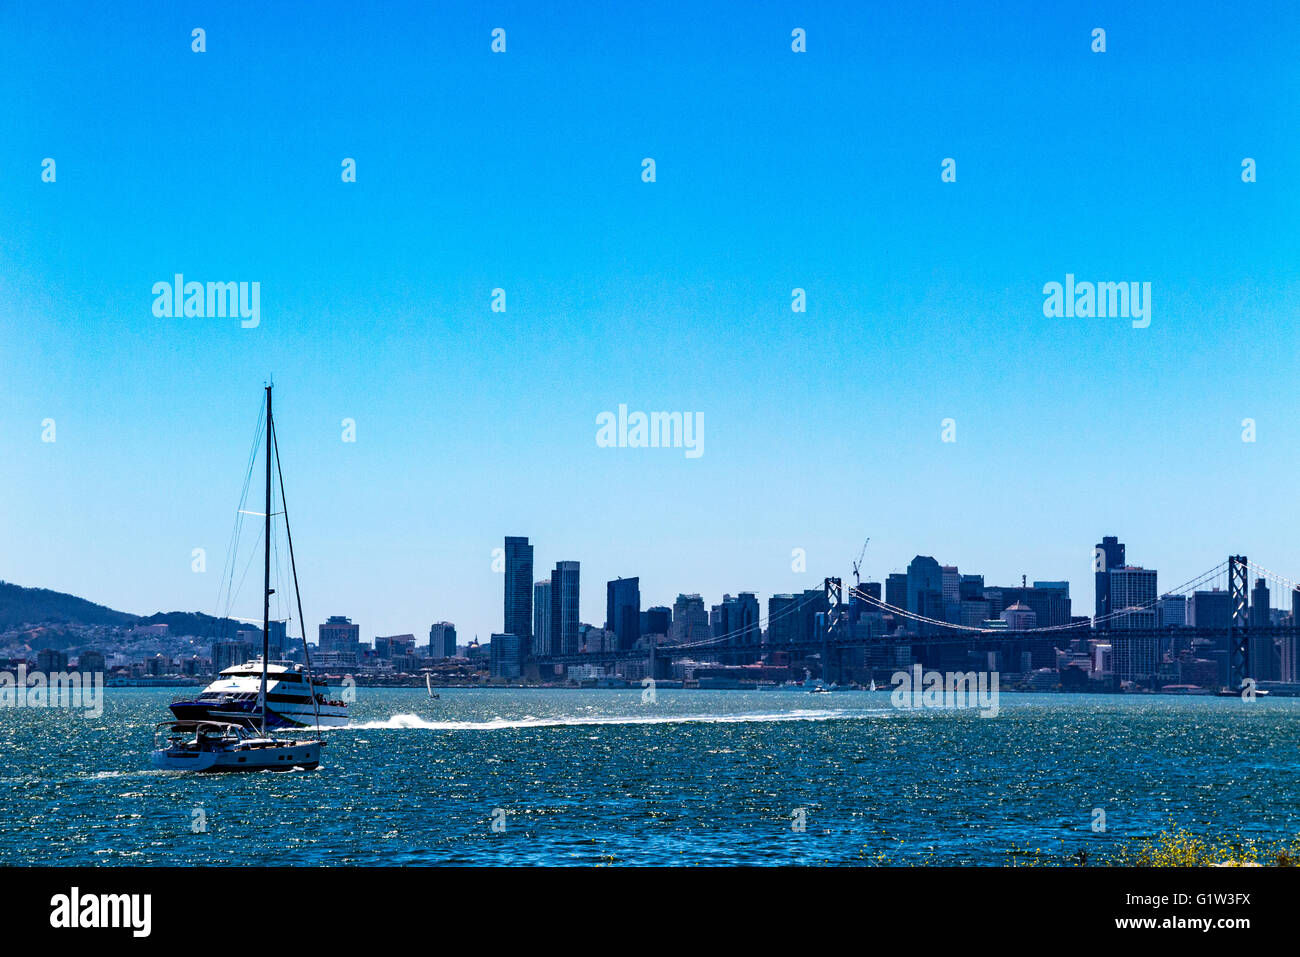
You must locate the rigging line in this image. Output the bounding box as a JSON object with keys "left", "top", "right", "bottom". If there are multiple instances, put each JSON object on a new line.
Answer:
{"left": 216, "top": 403, "right": 265, "bottom": 640}
{"left": 272, "top": 415, "right": 322, "bottom": 731}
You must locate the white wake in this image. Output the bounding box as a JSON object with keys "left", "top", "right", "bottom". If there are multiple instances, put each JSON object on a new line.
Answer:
{"left": 336, "top": 709, "right": 879, "bottom": 731}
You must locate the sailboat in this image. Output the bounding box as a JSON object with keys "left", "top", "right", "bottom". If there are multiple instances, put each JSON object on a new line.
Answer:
{"left": 153, "top": 385, "right": 328, "bottom": 771}
{"left": 426, "top": 673, "right": 440, "bottom": 700}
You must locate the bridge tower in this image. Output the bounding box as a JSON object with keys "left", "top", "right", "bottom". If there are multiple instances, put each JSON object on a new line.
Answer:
{"left": 1229, "top": 555, "right": 1250, "bottom": 689}
{"left": 822, "top": 577, "right": 843, "bottom": 683}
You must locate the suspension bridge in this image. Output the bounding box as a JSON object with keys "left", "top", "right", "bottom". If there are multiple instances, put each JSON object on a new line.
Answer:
{"left": 536, "top": 556, "right": 1300, "bottom": 691}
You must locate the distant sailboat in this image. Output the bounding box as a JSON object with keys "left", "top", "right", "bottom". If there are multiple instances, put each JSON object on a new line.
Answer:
{"left": 426, "top": 673, "right": 440, "bottom": 700}
{"left": 869, "top": 679, "right": 877, "bottom": 692}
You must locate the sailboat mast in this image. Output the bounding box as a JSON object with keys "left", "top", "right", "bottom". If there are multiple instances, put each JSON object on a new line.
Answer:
{"left": 260, "top": 384, "right": 273, "bottom": 736}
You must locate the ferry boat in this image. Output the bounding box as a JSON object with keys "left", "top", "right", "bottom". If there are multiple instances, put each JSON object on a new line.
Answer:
{"left": 170, "top": 660, "right": 348, "bottom": 728}
{"left": 151, "top": 720, "right": 322, "bottom": 772}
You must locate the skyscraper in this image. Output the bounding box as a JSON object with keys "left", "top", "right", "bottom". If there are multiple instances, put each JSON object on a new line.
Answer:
{"left": 1250, "top": 578, "right": 1277, "bottom": 680}
{"left": 885, "top": 573, "right": 908, "bottom": 612}
{"left": 428, "top": 621, "right": 457, "bottom": 658}
{"left": 1094, "top": 535, "right": 1125, "bottom": 628}
{"left": 606, "top": 576, "right": 641, "bottom": 651}
{"left": 1108, "top": 566, "right": 1158, "bottom": 628}
{"left": 906, "top": 556, "right": 944, "bottom": 631}
{"left": 670, "top": 594, "right": 710, "bottom": 643}
{"left": 533, "top": 580, "right": 552, "bottom": 656}
{"left": 504, "top": 536, "right": 534, "bottom": 650}
{"left": 551, "top": 561, "right": 580, "bottom": 655}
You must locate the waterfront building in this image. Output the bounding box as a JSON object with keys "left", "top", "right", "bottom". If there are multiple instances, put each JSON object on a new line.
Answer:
{"left": 551, "top": 561, "right": 581, "bottom": 655}
{"left": 504, "top": 537, "right": 534, "bottom": 650}
{"left": 1094, "top": 535, "right": 1126, "bottom": 628}
{"left": 428, "top": 622, "right": 457, "bottom": 659}
{"left": 533, "top": 581, "right": 552, "bottom": 656}
{"left": 489, "top": 633, "right": 523, "bottom": 679}
{"left": 606, "top": 576, "right": 641, "bottom": 651}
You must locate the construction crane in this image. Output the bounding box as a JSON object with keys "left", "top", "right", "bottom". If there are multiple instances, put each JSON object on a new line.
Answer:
{"left": 851, "top": 537, "right": 870, "bottom": 587}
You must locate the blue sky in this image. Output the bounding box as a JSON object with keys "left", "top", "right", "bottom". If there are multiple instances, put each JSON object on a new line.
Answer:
{"left": 1, "top": 1, "right": 1298, "bottom": 644}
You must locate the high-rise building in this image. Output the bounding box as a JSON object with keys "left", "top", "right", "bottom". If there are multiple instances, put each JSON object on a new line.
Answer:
{"left": 606, "top": 577, "right": 641, "bottom": 651}
{"left": 1285, "top": 588, "right": 1300, "bottom": 682}
{"left": 885, "top": 573, "right": 908, "bottom": 612}
{"left": 641, "top": 605, "right": 671, "bottom": 637}
{"left": 1157, "top": 594, "right": 1187, "bottom": 629}
{"left": 1094, "top": 535, "right": 1125, "bottom": 627}
{"left": 849, "top": 581, "right": 882, "bottom": 623}
{"left": 533, "top": 581, "right": 552, "bottom": 656}
{"left": 319, "top": 616, "right": 360, "bottom": 655}
{"left": 1108, "top": 567, "right": 1157, "bottom": 629}
{"left": 710, "top": 592, "right": 760, "bottom": 662}
{"left": 1112, "top": 632, "right": 1159, "bottom": 685}
{"left": 670, "top": 594, "right": 710, "bottom": 643}
{"left": 428, "top": 622, "right": 457, "bottom": 659}
{"left": 1188, "top": 589, "right": 1232, "bottom": 629}
{"left": 551, "top": 561, "right": 581, "bottom": 655}
{"left": 907, "top": 556, "right": 944, "bottom": 631}
{"left": 997, "top": 583, "right": 1073, "bottom": 628}
{"left": 766, "top": 594, "right": 799, "bottom": 645}
{"left": 504, "top": 537, "right": 534, "bottom": 650}
{"left": 1250, "top": 578, "right": 1277, "bottom": 681}
{"left": 489, "top": 633, "right": 523, "bottom": 679}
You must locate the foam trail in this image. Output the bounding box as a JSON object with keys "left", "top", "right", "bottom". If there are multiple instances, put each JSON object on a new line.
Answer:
{"left": 337, "top": 709, "right": 881, "bottom": 732}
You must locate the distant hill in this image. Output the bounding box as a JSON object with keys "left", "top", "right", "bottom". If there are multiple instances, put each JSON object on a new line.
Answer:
{"left": 0, "top": 581, "right": 257, "bottom": 640}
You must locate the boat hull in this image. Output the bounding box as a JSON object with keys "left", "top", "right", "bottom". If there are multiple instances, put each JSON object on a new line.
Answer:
{"left": 169, "top": 699, "right": 348, "bottom": 729}
{"left": 152, "top": 740, "right": 322, "bottom": 772}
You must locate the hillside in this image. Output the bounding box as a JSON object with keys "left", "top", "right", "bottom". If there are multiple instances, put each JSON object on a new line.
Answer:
{"left": 0, "top": 581, "right": 258, "bottom": 639}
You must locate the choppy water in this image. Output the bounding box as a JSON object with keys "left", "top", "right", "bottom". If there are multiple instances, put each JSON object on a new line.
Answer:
{"left": 1, "top": 689, "right": 1296, "bottom": 865}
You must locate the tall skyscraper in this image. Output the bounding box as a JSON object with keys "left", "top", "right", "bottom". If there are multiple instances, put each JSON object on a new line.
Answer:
{"left": 766, "top": 594, "right": 799, "bottom": 644}
{"left": 551, "top": 561, "right": 580, "bottom": 655}
{"left": 1250, "top": 578, "right": 1277, "bottom": 680}
{"left": 907, "top": 556, "right": 944, "bottom": 631}
{"left": 606, "top": 576, "right": 641, "bottom": 651}
{"left": 533, "top": 580, "right": 552, "bottom": 656}
{"left": 1094, "top": 535, "right": 1125, "bottom": 628}
{"left": 504, "top": 536, "right": 534, "bottom": 650}
{"left": 428, "top": 622, "right": 457, "bottom": 658}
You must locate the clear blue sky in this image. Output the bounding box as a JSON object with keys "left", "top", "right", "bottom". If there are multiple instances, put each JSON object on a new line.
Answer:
{"left": 1, "top": 1, "right": 1298, "bottom": 644}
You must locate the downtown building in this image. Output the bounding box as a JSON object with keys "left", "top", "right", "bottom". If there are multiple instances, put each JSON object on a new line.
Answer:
{"left": 533, "top": 580, "right": 553, "bottom": 656}
{"left": 550, "top": 561, "right": 581, "bottom": 655}
{"left": 428, "top": 621, "right": 457, "bottom": 659}
{"left": 606, "top": 576, "right": 641, "bottom": 651}
{"left": 504, "top": 536, "right": 533, "bottom": 654}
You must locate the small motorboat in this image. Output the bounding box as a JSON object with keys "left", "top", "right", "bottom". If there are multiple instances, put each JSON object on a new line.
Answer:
{"left": 151, "top": 720, "right": 323, "bottom": 772}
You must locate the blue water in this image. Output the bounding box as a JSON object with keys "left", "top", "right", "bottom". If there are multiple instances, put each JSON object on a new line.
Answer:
{"left": 1, "top": 689, "right": 1296, "bottom": 865}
